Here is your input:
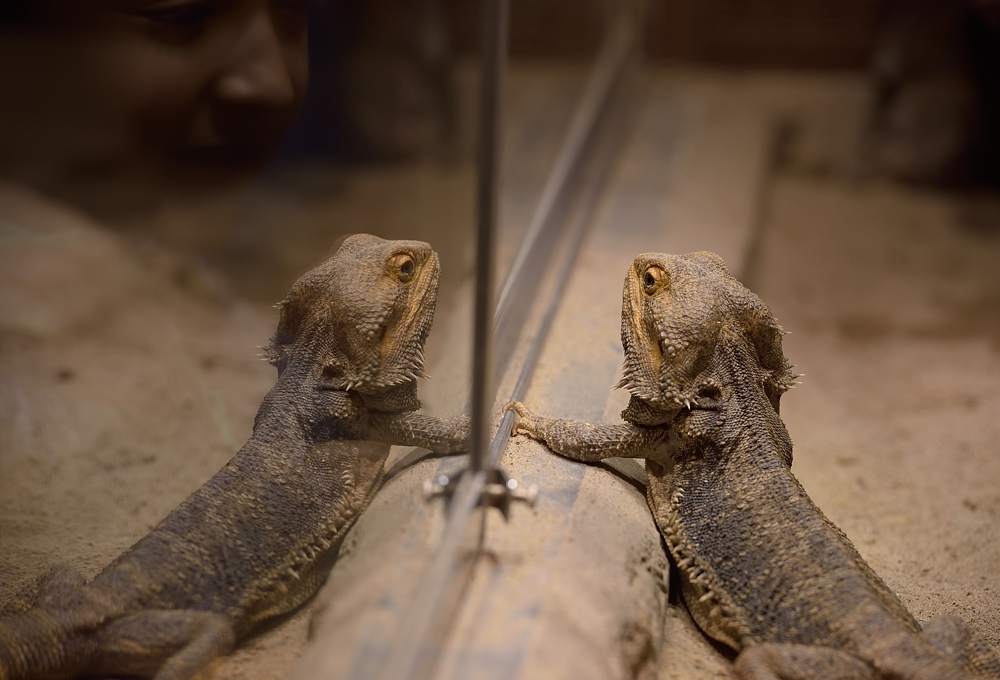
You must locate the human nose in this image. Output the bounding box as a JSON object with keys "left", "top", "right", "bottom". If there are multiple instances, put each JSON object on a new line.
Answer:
{"left": 213, "top": 8, "right": 301, "bottom": 108}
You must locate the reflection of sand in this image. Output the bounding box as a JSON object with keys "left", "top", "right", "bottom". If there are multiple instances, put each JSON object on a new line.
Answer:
{"left": 2, "top": 102, "right": 1000, "bottom": 680}
{"left": 0, "top": 181, "right": 278, "bottom": 601}
{"left": 0, "top": 170, "right": 476, "bottom": 680}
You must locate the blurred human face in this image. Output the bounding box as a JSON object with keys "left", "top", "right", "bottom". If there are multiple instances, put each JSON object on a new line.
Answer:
{"left": 0, "top": 0, "right": 309, "bottom": 215}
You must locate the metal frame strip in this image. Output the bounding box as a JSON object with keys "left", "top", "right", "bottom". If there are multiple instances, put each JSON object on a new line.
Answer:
{"left": 374, "top": 9, "right": 635, "bottom": 680}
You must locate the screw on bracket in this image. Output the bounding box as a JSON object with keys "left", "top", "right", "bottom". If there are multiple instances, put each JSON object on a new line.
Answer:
{"left": 423, "top": 469, "right": 538, "bottom": 520}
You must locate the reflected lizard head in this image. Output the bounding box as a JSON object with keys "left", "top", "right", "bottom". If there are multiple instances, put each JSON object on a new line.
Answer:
{"left": 264, "top": 233, "right": 439, "bottom": 407}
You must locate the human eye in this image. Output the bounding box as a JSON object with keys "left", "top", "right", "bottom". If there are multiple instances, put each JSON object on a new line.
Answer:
{"left": 272, "top": 0, "right": 312, "bottom": 13}
{"left": 131, "top": 0, "right": 217, "bottom": 28}
{"left": 270, "top": 0, "right": 310, "bottom": 32}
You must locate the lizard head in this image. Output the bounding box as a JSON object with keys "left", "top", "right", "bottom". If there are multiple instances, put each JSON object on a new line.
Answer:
{"left": 264, "top": 233, "right": 439, "bottom": 409}
{"left": 617, "top": 251, "right": 795, "bottom": 424}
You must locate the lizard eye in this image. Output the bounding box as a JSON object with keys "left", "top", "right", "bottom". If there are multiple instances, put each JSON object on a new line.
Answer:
{"left": 642, "top": 266, "right": 666, "bottom": 295}
{"left": 391, "top": 253, "right": 416, "bottom": 283}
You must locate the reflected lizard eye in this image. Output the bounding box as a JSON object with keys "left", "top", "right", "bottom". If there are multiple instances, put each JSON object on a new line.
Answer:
{"left": 642, "top": 266, "right": 666, "bottom": 295}
{"left": 391, "top": 253, "right": 416, "bottom": 283}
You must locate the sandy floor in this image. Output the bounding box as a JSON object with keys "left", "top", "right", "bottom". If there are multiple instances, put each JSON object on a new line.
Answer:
{"left": 1, "top": 78, "right": 999, "bottom": 677}
{"left": 753, "top": 173, "right": 1000, "bottom": 646}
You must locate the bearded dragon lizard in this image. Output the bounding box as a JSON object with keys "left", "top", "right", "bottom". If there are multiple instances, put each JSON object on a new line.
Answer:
{"left": 508, "top": 250, "right": 1000, "bottom": 679}
{"left": 0, "top": 234, "right": 468, "bottom": 680}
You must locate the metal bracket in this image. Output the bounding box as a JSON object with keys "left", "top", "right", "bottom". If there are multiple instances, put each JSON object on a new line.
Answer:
{"left": 424, "top": 469, "right": 538, "bottom": 521}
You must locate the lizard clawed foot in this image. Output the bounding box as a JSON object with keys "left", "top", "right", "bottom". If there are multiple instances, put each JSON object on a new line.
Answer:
{"left": 504, "top": 401, "right": 540, "bottom": 438}
{"left": 503, "top": 401, "right": 527, "bottom": 416}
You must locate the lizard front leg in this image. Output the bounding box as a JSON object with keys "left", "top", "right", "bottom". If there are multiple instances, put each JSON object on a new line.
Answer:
{"left": 505, "top": 402, "right": 667, "bottom": 462}
{"left": 368, "top": 411, "right": 470, "bottom": 454}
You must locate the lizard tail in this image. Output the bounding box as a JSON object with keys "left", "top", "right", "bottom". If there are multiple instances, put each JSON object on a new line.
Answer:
{"left": 0, "top": 609, "right": 99, "bottom": 680}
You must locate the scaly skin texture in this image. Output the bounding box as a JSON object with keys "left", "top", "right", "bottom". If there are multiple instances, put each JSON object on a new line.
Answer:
{"left": 508, "top": 251, "right": 1000, "bottom": 680}
{"left": 0, "top": 234, "right": 469, "bottom": 680}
